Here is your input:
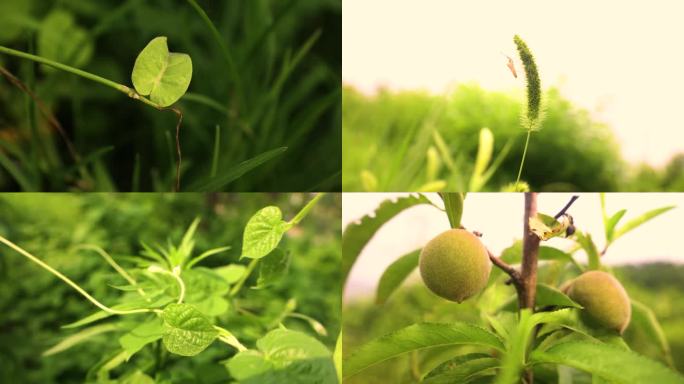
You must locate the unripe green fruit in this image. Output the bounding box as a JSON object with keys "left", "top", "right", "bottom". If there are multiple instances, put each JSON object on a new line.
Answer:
{"left": 566, "top": 271, "right": 631, "bottom": 334}
{"left": 419, "top": 229, "right": 491, "bottom": 303}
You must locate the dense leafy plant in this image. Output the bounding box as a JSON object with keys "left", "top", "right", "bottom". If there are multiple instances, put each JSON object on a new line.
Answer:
{"left": 342, "top": 193, "right": 683, "bottom": 383}
{"left": 0, "top": 0, "right": 340, "bottom": 191}
{"left": 0, "top": 193, "right": 340, "bottom": 383}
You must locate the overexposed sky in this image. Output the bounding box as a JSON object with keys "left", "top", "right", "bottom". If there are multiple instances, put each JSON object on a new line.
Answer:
{"left": 342, "top": 193, "right": 683, "bottom": 300}
{"left": 343, "top": 0, "right": 684, "bottom": 166}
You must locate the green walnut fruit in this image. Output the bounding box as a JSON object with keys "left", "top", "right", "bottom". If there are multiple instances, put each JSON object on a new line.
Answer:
{"left": 566, "top": 271, "right": 631, "bottom": 334}
{"left": 419, "top": 229, "right": 491, "bottom": 303}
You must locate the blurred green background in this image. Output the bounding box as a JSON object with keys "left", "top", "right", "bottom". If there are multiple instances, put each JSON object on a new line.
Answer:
{"left": 343, "top": 263, "right": 684, "bottom": 383}
{"left": 343, "top": 85, "right": 684, "bottom": 192}
{"left": 0, "top": 193, "right": 341, "bottom": 383}
{"left": 0, "top": 0, "right": 341, "bottom": 191}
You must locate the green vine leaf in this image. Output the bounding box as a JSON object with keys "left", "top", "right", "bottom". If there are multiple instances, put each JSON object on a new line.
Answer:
{"left": 254, "top": 248, "right": 291, "bottom": 289}
{"left": 241, "top": 206, "right": 290, "bottom": 259}
{"left": 132, "top": 36, "right": 192, "bottom": 107}
{"left": 119, "top": 318, "right": 164, "bottom": 361}
{"left": 161, "top": 303, "right": 218, "bottom": 356}
{"left": 226, "top": 329, "right": 336, "bottom": 384}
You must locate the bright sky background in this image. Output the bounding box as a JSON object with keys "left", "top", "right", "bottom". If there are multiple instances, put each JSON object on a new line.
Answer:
{"left": 342, "top": 193, "right": 684, "bottom": 301}
{"left": 343, "top": 0, "right": 684, "bottom": 166}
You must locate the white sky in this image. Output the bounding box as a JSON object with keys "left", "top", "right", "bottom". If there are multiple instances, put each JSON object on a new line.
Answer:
{"left": 342, "top": 193, "right": 683, "bottom": 300}
{"left": 343, "top": 0, "right": 684, "bottom": 166}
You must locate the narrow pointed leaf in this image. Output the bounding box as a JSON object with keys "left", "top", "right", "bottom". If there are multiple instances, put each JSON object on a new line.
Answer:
{"left": 530, "top": 341, "right": 684, "bottom": 384}
{"left": 342, "top": 194, "right": 432, "bottom": 283}
{"left": 344, "top": 322, "right": 505, "bottom": 378}
{"left": 375, "top": 249, "right": 420, "bottom": 304}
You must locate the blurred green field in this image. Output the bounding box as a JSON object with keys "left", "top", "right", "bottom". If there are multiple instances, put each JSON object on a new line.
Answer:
{"left": 0, "top": 193, "right": 341, "bottom": 383}
{"left": 343, "top": 263, "right": 684, "bottom": 383}
{"left": 343, "top": 86, "right": 684, "bottom": 192}
{"left": 0, "top": 0, "right": 341, "bottom": 191}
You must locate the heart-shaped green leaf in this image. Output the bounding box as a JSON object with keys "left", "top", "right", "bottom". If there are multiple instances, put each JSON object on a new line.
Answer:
{"left": 161, "top": 303, "right": 217, "bottom": 356}
{"left": 132, "top": 36, "right": 192, "bottom": 107}
{"left": 226, "top": 329, "right": 336, "bottom": 384}
{"left": 241, "top": 206, "right": 290, "bottom": 259}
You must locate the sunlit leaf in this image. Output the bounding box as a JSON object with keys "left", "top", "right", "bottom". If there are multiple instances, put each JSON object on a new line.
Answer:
{"left": 241, "top": 206, "right": 290, "bottom": 259}
{"left": 226, "top": 329, "right": 336, "bottom": 384}
{"left": 161, "top": 303, "right": 217, "bottom": 356}
{"left": 132, "top": 36, "right": 192, "bottom": 107}
{"left": 44, "top": 323, "right": 117, "bottom": 356}
{"left": 214, "top": 264, "right": 247, "bottom": 284}
{"left": 575, "top": 231, "right": 600, "bottom": 270}
{"left": 119, "top": 317, "right": 164, "bottom": 360}
{"left": 531, "top": 341, "right": 684, "bottom": 384}
{"left": 612, "top": 206, "right": 675, "bottom": 242}
{"left": 344, "top": 322, "right": 504, "bottom": 378}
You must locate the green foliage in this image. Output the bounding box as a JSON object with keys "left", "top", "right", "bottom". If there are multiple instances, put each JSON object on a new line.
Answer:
{"left": 342, "top": 85, "right": 626, "bottom": 191}
{"left": 241, "top": 206, "right": 291, "bottom": 259}
{"left": 531, "top": 341, "right": 684, "bottom": 383}
{"left": 344, "top": 322, "right": 504, "bottom": 378}
{"left": 227, "top": 328, "right": 337, "bottom": 383}
{"left": 131, "top": 36, "right": 192, "bottom": 107}
{"left": 342, "top": 193, "right": 433, "bottom": 282}
{"left": 38, "top": 10, "right": 93, "bottom": 70}
{"left": 161, "top": 303, "right": 218, "bottom": 356}
{"left": 375, "top": 249, "right": 420, "bottom": 305}
{"left": 0, "top": 193, "right": 339, "bottom": 383}
{"left": 0, "top": 0, "right": 341, "bottom": 192}
{"left": 343, "top": 194, "right": 683, "bottom": 383}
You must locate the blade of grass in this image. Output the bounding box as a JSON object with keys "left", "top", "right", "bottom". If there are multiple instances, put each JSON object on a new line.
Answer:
{"left": 211, "top": 125, "right": 220, "bottom": 178}
{"left": 188, "top": 147, "right": 287, "bottom": 191}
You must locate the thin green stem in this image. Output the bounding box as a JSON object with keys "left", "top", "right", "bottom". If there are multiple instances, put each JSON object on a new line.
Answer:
{"left": 148, "top": 266, "right": 185, "bottom": 303}
{"left": 229, "top": 258, "right": 259, "bottom": 297}
{"left": 0, "top": 45, "right": 161, "bottom": 110}
{"left": 288, "top": 193, "right": 326, "bottom": 226}
{"left": 0, "top": 235, "right": 154, "bottom": 315}
{"left": 76, "top": 244, "right": 148, "bottom": 300}
{"left": 515, "top": 130, "right": 532, "bottom": 189}
{"left": 184, "top": 0, "right": 244, "bottom": 104}
{"left": 214, "top": 326, "right": 247, "bottom": 351}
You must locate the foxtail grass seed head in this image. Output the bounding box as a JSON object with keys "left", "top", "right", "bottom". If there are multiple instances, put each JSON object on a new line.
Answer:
{"left": 513, "top": 35, "right": 542, "bottom": 130}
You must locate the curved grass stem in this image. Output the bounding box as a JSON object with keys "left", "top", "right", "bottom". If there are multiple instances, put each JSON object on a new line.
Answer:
{"left": 184, "top": 0, "right": 244, "bottom": 104}
{"left": 0, "top": 235, "right": 154, "bottom": 315}
{"left": 515, "top": 130, "right": 532, "bottom": 189}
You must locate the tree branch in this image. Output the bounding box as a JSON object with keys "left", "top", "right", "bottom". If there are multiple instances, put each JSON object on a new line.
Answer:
{"left": 521, "top": 192, "right": 540, "bottom": 310}
{"left": 554, "top": 195, "right": 579, "bottom": 219}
